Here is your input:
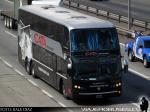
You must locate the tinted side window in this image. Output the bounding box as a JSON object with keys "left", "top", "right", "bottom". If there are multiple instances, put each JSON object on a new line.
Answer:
{"left": 31, "top": 15, "right": 48, "bottom": 36}
{"left": 54, "top": 24, "right": 64, "bottom": 43}
{"left": 19, "top": 10, "right": 30, "bottom": 25}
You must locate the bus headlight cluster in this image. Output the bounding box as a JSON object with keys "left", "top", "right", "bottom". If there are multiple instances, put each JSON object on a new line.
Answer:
{"left": 74, "top": 85, "right": 81, "bottom": 89}
{"left": 115, "top": 82, "right": 121, "bottom": 87}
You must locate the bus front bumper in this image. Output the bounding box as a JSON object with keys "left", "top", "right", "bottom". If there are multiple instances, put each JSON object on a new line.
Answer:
{"left": 73, "top": 86, "right": 122, "bottom": 99}
{"left": 78, "top": 90, "right": 121, "bottom": 98}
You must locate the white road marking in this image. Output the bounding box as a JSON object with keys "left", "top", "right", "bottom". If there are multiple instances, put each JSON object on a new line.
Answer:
{"left": 14, "top": 68, "right": 25, "bottom": 76}
{"left": 4, "top": 30, "right": 17, "bottom": 39}
{"left": 120, "top": 42, "right": 125, "bottom": 46}
{"left": 57, "top": 101, "right": 66, "bottom": 107}
{"left": 41, "top": 89, "right": 68, "bottom": 108}
{"left": 129, "top": 68, "right": 149, "bottom": 80}
{"left": 28, "top": 79, "right": 39, "bottom": 87}
{"left": 1, "top": 59, "right": 13, "bottom": 68}
{"left": 41, "top": 89, "right": 54, "bottom": 98}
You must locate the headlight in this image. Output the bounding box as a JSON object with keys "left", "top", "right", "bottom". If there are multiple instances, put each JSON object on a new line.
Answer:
{"left": 116, "top": 84, "right": 119, "bottom": 87}
{"left": 74, "top": 85, "right": 81, "bottom": 89}
{"left": 115, "top": 82, "right": 121, "bottom": 87}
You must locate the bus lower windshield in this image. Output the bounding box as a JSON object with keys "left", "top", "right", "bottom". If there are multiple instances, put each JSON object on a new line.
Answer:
{"left": 71, "top": 28, "right": 119, "bottom": 52}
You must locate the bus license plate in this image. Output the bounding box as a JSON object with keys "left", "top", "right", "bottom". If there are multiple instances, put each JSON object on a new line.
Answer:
{"left": 96, "top": 95, "right": 102, "bottom": 98}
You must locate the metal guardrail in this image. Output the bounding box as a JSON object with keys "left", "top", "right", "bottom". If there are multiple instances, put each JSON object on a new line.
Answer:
{"left": 63, "top": 0, "right": 150, "bottom": 31}
{"left": 116, "top": 26, "right": 132, "bottom": 37}
{"left": 63, "top": 0, "right": 133, "bottom": 37}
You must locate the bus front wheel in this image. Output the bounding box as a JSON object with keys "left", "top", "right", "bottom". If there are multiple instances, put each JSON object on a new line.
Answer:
{"left": 31, "top": 62, "right": 38, "bottom": 78}
{"left": 60, "top": 81, "right": 69, "bottom": 99}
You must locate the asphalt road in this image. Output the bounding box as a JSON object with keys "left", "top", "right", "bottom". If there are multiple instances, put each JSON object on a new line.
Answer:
{"left": 70, "top": 0, "right": 150, "bottom": 22}
{"left": 0, "top": 0, "right": 13, "bottom": 11}
{"left": 0, "top": 0, "right": 150, "bottom": 111}
{"left": 0, "top": 59, "right": 61, "bottom": 107}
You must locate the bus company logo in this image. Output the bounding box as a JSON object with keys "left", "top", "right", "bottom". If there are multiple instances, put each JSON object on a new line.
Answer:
{"left": 85, "top": 52, "right": 98, "bottom": 56}
{"left": 34, "top": 33, "right": 46, "bottom": 48}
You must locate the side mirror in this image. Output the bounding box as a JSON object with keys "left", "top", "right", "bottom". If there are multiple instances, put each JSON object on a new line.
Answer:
{"left": 123, "top": 59, "right": 128, "bottom": 74}
{"left": 64, "top": 53, "right": 68, "bottom": 60}
{"left": 127, "top": 32, "right": 132, "bottom": 38}
{"left": 67, "top": 58, "right": 72, "bottom": 75}
{"left": 67, "top": 63, "right": 72, "bottom": 70}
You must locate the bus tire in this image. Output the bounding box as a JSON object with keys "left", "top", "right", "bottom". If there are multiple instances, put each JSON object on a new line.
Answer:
{"left": 62, "top": 82, "right": 69, "bottom": 99}
{"left": 59, "top": 80, "right": 69, "bottom": 99}
{"left": 31, "top": 62, "right": 38, "bottom": 78}
{"left": 25, "top": 57, "right": 31, "bottom": 75}
{"left": 12, "top": 19, "right": 15, "bottom": 29}
{"left": 14, "top": 20, "right": 17, "bottom": 29}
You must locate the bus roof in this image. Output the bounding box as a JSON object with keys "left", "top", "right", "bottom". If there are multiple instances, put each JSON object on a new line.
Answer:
{"left": 19, "top": 4, "right": 114, "bottom": 30}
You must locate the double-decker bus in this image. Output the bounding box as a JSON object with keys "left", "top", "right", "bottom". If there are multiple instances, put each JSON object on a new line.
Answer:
{"left": 18, "top": 4, "right": 128, "bottom": 100}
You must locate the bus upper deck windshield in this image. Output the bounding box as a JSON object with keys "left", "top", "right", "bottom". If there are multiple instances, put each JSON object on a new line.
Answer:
{"left": 71, "top": 28, "right": 119, "bottom": 52}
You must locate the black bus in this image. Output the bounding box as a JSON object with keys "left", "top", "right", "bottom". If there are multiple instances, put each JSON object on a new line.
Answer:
{"left": 18, "top": 4, "right": 128, "bottom": 100}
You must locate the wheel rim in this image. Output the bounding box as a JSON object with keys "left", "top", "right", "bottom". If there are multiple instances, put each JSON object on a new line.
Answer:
{"left": 63, "top": 84, "right": 65, "bottom": 95}
{"left": 6, "top": 18, "right": 9, "bottom": 28}
{"left": 32, "top": 67, "right": 35, "bottom": 76}
{"left": 26, "top": 60, "right": 30, "bottom": 73}
{"left": 62, "top": 84, "right": 67, "bottom": 97}
{"left": 10, "top": 19, "right": 12, "bottom": 29}
{"left": 27, "top": 63, "right": 29, "bottom": 73}
{"left": 4, "top": 18, "right": 6, "bottom": 26}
